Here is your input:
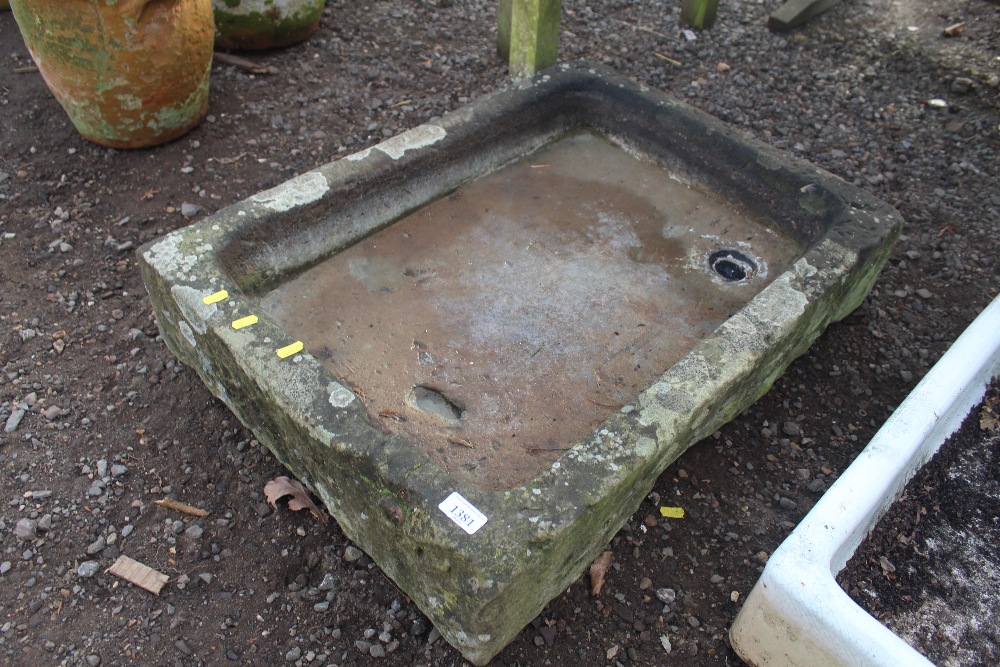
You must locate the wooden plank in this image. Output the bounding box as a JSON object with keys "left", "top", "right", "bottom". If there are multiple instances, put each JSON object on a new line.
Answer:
{"left": 768, "top": 0, "right": 845, "bottom": 32}
{"left": 108, "top": 555, "right": 170, "bottom": 595}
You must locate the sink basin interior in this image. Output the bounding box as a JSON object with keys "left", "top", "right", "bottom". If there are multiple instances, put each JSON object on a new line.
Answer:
{"left": 259, "top": 131, "right": 803, "bottom": 489}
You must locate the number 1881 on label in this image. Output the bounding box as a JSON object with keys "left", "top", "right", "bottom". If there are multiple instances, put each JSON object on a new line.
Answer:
{"left": 439, "top": 492, "right": 488, "bottom": 535}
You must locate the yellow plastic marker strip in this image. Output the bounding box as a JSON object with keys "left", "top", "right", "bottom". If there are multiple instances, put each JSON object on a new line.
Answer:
{"left": 202, "top": 290, "right": 229, "bottom": 305}
{"left": 659, "top": 506, "right": 685, "bottom": 519}
{"left": 276, "top": 341, "right": 304, "bottom": 359}
{"left": 231, "top": 315, "right": 258, "bottom": 330}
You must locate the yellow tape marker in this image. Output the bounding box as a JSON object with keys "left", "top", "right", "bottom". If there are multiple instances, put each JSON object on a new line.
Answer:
{"left": 659, "top": 506, "right": 685, "bottom": 519}
{"left": 202, "top": 290, "right": 229, "bottom": 305}
{"left": 276, "top": 341, "right": 304, "bottom": 359}
{"left": 231, "top": 315, "right": 258, "bottom": 330}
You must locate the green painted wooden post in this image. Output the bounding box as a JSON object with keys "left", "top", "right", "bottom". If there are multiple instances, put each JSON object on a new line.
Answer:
{"left": 681, "top": 0, "right": 719, "bottom": 29}
{"left": 497, "top": 0, "right": 512, "bottom": 60}
{"left": 505, "top": 0, "right": 561, "bottom": 79}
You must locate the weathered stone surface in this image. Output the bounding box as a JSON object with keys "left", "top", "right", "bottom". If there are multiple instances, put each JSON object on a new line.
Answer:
{"left": 138, "top": 63, "right": 900, "bottom": 665}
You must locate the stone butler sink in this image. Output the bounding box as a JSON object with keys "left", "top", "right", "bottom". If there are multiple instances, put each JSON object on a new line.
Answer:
{"left": 138, "top": 63, "right": 901, "bottom": 664}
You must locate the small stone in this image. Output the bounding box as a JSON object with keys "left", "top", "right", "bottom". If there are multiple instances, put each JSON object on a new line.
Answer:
{"left": 638, "top": 576, "right": 652, "bottom": 590}
{"left": 427, "top": 627, "right": 441, "bottom": 644}
{"left": 121, "top": 524, "right": 134, "bottom": 538}
{"left": 285, "top": 646, "right": 301, "bottom": 661}
{"left": 782, "top": 421, "right": 800, "bottom": 437}
{"left": 0, "top": 562, "right": 11, "bottom": 575}
{"left": 174, "top": 639, "right": 193, "bottom": 656}
{"left": 318, "top": 573, "right": 337, "bottom": 590}
{"left": 951, "top": 77, "right": 974, "bottom": 94}
{"left": 198, "top": 572, "right": 213, "bottom": 585}
{"left": 14, "top": 518, "right": 37, "bottom": 541}
{"left": 369, "top": 644, "right": 386, "bottom": 658}
{"left": 78, "top": 561, "right": 100, "bottom": 577}
{"left": 87, "top": 537, "right": 106, "bottom": 555}
{"left": 687, "top": 615, "right": 700, "bottom": 628}
{"left": 915, "top": 288, "right": 932, "bottom": 299}
{"left": 539, "top": 625, "right": 556, "bottom": 646}
{"left": 410, "top": 618, "right": 429, "bottom": 636}
{"left": 807, "top": 479, "right": 827, "bottom": 493}
{"left": 313, "top": 600, "right": 330, "bottom": 612}
{"left": 343, "top": 545, "right": 363, "bottom": 562}
{"left": 655, "top": 588, "right": 676, "bottom": 604}
{"left": 110, "top": 464, "right": 128, "bottom": 477}
{"left": 181, "top": 202, "right": 203, "bottom": 217}
{"left": 184, "top": 525, "right": 204, "bottom": 540}
{"left": 4, "top": 409, "right": 25, "bottom": 433}
{"left": 86, "top": 655, "right": 101, "bottom": 666}
{"left": 778, "top": 497, "right": 798, "bottom": 511}
{"left": 709, "top": 574, "right": 724, "bottom": 584}
{"left": 42, "top": 405, "right": 66, "bottom": 420}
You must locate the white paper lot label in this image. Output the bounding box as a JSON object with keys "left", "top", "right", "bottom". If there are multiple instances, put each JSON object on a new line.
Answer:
{"left": 439, "top": 492, "right": 488, "bottom": 535}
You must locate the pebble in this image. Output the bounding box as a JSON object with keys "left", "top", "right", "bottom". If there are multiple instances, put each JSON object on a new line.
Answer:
{"left": 343, "top": 545, "right": 363, "bottom": 562}
{"left": 779, "top": 497, "right": 798, "bottom": 511}
{"left": 185, "top": 525, "right": 204, "bottom": 540}
{"left": 4, "top": 409, "right": 25, "bottom": 433}
{"left": 86, "top": 655, "right": 100, "bottom": 666}
{"left": 181, "top": 202, "right": 203, "bottom": 217}
{"left": 86, "top": 537, "right": 106, "bottom": 555}
{"left": 78, "top": 561, "right": 100, "bottom": 577}
{"left": 285, "top": 646, "right": 301, "bottom": 661}
{"left": 318, "top": 573, "right": 337, "bottom": 590}
{"left": 14, "top": 518, "right": 37, "bottom": 541}
{"left": 655, "top": 588, "right": 677, "bottom": 604}
{"left": 369, "top": 644, "right": 386, "bottom": 658}
{"left": 0, "top": 562, "right": 10, "bottom": 575}
{"left": 174, "top": 639, "right": 193, "bottom": 656}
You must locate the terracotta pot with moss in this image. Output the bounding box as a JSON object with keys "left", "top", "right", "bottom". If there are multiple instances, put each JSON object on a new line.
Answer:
{"left": 9, "top": 0, "right": 214, "bottom": 148}
{"left": 213, "top": 0, "right": 325, "bottom": 50}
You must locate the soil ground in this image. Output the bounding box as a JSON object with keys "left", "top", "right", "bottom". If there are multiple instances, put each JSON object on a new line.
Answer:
{"left": 1, "top": 1, "right": 998, "bottom": 666}
{"left": 841, "top": 380, "right": 1000, "bottom": 666}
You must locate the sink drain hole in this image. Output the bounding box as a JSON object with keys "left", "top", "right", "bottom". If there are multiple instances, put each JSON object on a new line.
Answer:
{"left": 410, "top": 385, "right": 465, "bottom": 422}
{"left": 709, "top": 249, "right": 757, "bottom": 282}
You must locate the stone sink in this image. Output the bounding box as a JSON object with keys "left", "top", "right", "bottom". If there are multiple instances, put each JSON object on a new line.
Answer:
{"left": 138, "top": 63, "right": 901, "bottom": 664}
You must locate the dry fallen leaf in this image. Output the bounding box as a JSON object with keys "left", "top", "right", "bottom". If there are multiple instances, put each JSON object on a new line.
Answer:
{"left": 264, "top": 476, "right": 326, "bottom": 524}
{"left": 590, "top": 550, "right": 613, "bottom": 596}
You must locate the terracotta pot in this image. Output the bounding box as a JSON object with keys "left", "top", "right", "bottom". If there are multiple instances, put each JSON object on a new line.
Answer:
{"left": 213, "top": 0, "right": 325, "bottom": 50}
{"left": 9, "top": 0, "right": 214, "bottom": 148}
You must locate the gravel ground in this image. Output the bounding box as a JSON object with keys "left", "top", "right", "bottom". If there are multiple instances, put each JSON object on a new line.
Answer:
{"left": 1, "top": 0, "right": 998, "bottom": 665}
